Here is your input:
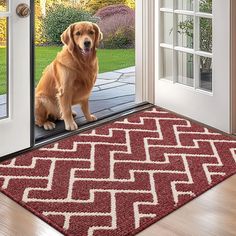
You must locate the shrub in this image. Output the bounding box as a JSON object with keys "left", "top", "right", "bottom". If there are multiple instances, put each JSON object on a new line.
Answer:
{"left": 35, "top": 16, "right": 47, "bottom": 45}
{"left": 42, "top": 4, "right": 97, "bottom": 45}
{"left": 85, "top": 0, "right": 135, "bottom": 14}
{"left": 125, "top": 0, "right": 135, "bottom": 9}
{"left": 95, "top": 5, "right": 135, "bottom": 36}
{"left": 95, "top": 4, "right": 135, "bottom": 49}
{"left": 35, "top": 0, "right": 47, "bottom": 45}
{"left": 0, "top": 18, "right": 6, "bottom": 46}
{"left": 95, "top": 4, "right": 135, "bottom": 20}
{"left": 103, "top": 27, "right": 135, "bottom": 49}
{"left": 0, "top": 3, "right": 6, "bottom": 45}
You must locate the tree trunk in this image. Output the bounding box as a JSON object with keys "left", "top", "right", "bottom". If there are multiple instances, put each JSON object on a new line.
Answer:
{"left": 40, "top": 0, "right": 46, "bottom": 17}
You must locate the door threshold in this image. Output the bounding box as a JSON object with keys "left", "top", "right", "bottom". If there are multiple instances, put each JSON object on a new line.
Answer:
{"left": 35, "top": 102, "right": 154, "bottom": 148}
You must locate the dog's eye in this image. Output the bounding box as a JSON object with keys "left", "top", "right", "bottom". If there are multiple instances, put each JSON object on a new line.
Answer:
{"left": 89, "top": 31, "right": 94, "bottom": 35}
{"left": 76, "top": 31, "right": 81, "bottom": 36}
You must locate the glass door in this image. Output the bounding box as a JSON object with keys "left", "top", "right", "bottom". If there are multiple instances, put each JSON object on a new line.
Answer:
{"left": 155, "top": 0, "right": 231, "bottom": 132}
{"left": 33, "top": 0, "right": 146, "bottom": 142}
{"left": 0, "top": 0, "right": 33, "bottom": 157}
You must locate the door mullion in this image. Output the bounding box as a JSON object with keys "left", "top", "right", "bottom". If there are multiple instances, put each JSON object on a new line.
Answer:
{"left": 194, "top": 0, "right": 199, "bottom": 89}
{"left": 173, "top": 0, "right": 177, "bottom": 84}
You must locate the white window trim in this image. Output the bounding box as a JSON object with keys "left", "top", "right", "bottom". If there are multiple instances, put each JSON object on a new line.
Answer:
{"left": 135, "top": 0, "right": 155, "bottom": 104}
{"left": 159, "top": 1, "right": 213, "bottom": 92}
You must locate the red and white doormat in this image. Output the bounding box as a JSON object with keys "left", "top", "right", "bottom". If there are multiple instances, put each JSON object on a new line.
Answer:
{"left": 1, "top": 107, "right": 236, "bottom": 236}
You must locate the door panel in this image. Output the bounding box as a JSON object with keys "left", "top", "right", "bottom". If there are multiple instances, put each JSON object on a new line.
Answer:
{"left": 155, "top": 0, "right": 231, "bottom": 133}
{"left": 0, "top": 0, "right": 32, "bottom": 157}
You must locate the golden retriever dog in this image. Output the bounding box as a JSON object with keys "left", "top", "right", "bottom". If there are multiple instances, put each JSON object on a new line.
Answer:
{"left": 35, "top": 21, "right": 103, "bottom": 131}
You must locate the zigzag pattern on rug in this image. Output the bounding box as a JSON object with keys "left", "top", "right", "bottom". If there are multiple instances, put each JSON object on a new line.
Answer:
{"left": 0, "top": 107, "right": 236, "bottom": 236}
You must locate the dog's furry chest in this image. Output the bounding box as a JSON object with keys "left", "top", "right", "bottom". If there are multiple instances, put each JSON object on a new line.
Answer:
{"left": 71, "top": 74, "right": 96, "bottom": 104}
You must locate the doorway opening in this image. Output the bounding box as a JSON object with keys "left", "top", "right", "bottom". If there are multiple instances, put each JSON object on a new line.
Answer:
{"left": 34, "top": 0, "right": 141, "bottom": 142}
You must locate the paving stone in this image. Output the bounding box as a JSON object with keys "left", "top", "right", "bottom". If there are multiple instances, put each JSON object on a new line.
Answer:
{"left": 72, "top": 95, "right": 135, "bottom": 115}
{"left": 89, "top": 95, "right": 135, "bottom": 113}
{"left": 89, "top": 84, "right": 135, "bottom": 101}
{"left": 0, "top": 94, "right": 6, "bottom": 105}
{"left": 114, "top": 66, "right": 136, "bottom": 74}
{"left": 0, "top": 104, "right": 7, "bottom": 118}
{"left": 97, "top": 82, "right": 126, "bottom": 90}
{"left": 97, "top": 71, "right": 122, "bottom": 80}
{"left": 92, "top": 86, "right": 100, "bottom": 92}
{"left": 119, "top": 74, "right": 136, "bottom": 84}
{"left": 95, "top": 79, "right": 117, "bottom": 86}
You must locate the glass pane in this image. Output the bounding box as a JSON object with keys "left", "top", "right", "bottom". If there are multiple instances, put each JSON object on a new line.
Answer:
{"left": 199, "top": 56, "right": 212, "bottom": 91}
{"left": 199, "top": 17, "right": 212, "bottom": 53}
{"left": 177, "top": 14, "right": 194, "bottom": 49}
{"left": 160, "top": 48, "right": 173, "bottom": 80}
{"left": 0, "top": 0, "right": 8, "bottom": 11}
{"left": 177, "top": 0, "right": 194, "bottom": 11}
{"left": 198, "top": 0, "right": 212, "bottom": 14}
{"left": 161, "top": 0, "right": 173, "bottom": 8}
{"left": 160, "top": 12, "right": 173, "bottom": 45}
{"left": 177, "top": 52, "right": 194, "bottom": 87}
{"left": 0, "top": 18, "right": 8, "bottom": 119}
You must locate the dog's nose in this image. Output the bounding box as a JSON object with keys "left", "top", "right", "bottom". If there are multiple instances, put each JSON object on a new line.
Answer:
{"left": 84, "top": 41, "right": 91, "bottom": 48}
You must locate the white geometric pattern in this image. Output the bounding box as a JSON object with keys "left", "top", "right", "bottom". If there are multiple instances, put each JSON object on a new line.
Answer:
{"left": 0, "top": 107, "right": 236, "bottom": 236}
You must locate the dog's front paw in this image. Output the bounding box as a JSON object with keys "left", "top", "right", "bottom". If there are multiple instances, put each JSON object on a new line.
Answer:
{"left": 43, "top": 121, "right": 56, "bottom": 130}
{"left": 65, "top": 120, "right": 78, "bottom": 131}
{"left": 72, "top": 110, "right": 77, "bottom": 118}
{"left": 87, "top": 115, "right": 97, "bottom": 122}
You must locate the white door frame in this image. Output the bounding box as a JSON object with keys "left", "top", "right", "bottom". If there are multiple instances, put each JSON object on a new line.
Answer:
{"left": 0, "top": 0, "right": 34, "bottom": 157}
{"left": 136, "top": 0, "right": 155, "bottom": 104}
{"left": 154, "top": 0, "right": 231, "bottom": 133}
{"left": 231, "top": 0, "right": 236, "bottom": 133}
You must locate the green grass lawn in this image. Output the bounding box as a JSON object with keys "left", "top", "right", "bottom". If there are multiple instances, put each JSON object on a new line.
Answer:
{"left": 0, "top": 47, "right": 7, "bottom": 95}
{"left": 0, "top": 47, "right": 135, "bottom": 95}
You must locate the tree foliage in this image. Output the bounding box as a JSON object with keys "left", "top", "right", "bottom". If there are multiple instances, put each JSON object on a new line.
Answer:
{"left": 85, "top": 0, "right": 134, "bottom": 14}
{"left": 43, "top": 4, "right": 96, "bottom": 44}
{"left": 95, "top": 4, "right": 135, "bottom": 49}
{"left": 86, "top": 0, "right": 126, "bottom": 14}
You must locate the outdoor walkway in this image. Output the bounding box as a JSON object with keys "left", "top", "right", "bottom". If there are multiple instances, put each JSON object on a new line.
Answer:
{"left": 0, "top": 94, "right": 6, "bottom": 118}
{"left": 0, "top": 66, "right": 136, "bottom": 140}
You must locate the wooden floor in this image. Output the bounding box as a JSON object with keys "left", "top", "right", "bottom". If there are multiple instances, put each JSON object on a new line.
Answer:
{"left": 0, "top": 175, "right": 235, "bottom": 236}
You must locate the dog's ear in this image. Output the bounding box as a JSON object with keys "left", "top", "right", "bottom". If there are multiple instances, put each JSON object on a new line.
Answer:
{"left": 93, "top": 23, "right": 103, "bottom": 48}
{"left": 61, "top": 24, "right": 75, "bottom": 53}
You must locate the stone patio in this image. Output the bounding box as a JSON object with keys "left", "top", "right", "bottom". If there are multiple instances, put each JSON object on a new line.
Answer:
{"left": 0, "top": 66, "right": 136, "bottom": 140}
{"left": 0, "top": 94, "right": 6, "bottom": 118}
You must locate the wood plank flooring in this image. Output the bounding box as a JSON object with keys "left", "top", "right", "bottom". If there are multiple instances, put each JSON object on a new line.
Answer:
{"left": 0, "top": 175, "right": 235, "bottom": 236}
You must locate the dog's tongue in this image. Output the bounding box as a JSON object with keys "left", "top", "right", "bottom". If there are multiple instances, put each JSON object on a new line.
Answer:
{"left": 82, "top": 48, "right": 91, "bottom": 56}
